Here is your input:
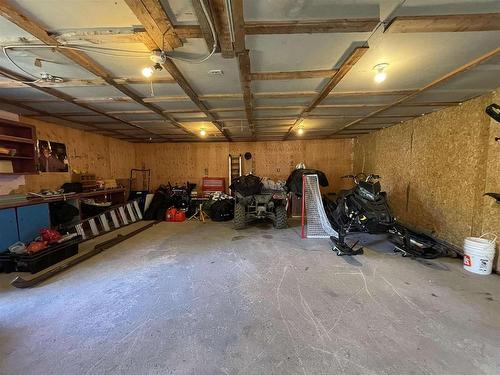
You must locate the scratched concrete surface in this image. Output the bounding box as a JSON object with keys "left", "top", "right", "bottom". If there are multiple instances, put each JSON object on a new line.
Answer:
{"left": 1, "top": 221, "right": 500, "bottom": 375}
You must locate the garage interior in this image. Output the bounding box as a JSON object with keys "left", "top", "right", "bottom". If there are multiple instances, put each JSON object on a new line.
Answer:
{"left": 0, "top": 0, "right": 499, "bottom": 374}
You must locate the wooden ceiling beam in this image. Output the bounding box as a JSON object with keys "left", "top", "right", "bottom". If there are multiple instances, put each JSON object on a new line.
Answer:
{"left": 305, "top": 47, "right": 368, "bottom": 112}
{"left": 0, "top": 77, "right": 176, "bottom": 89}
{"left": 237, "top": 50, "right": 254, "bottom": 134}
{"left": 231, "top": 0, "right": 254, "bottom": 137}
{"left": 0, "top": 66, "right": 182, "bottom": 140}
{"left": 0, "top": 1, "right": 193, "bottom": 136}
{"left": 251, "top": 69, "right": 337, "bottom": 80}
{"left": 245, "top": 18, "right": 379, "bottom": 34}
{"left": 175, "top": 25, "right": 204, "bottom": 39}
{"left": 123, "top": 0, "right": 182, "bottom": 50}
{"left": 328, "top": 46, "right": 500, "bottom": 137}
{"left": 191, "top": 0, "right": 219, "bottom": 53}
{"left": 283, "top": 46, "right": 368, "bottom": 140}
{"left": 385, "top": 13, "right": 500, "bottom": 33}
{"left": 160, "top": 58, "right": 230, "bottom": 139}
{"left": 208, "top": 0, "right": 234, "bottom": 58}
{"left": 328, "top": 89, "right": 416, "bottom": 97}
{"left": 124, "top": 2, "right": 231, "bottom": 140}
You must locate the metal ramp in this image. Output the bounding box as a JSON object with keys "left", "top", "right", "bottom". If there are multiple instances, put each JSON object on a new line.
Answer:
{"left": 75, "top": 200, "right": 143, "bottom": 240}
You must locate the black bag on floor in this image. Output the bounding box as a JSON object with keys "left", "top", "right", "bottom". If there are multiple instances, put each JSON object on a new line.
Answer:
{"left": 144, "top": 185, "right": 171, "bottom": 220}
{"left": 209, "top": 199, "right": 234, "bottom": 221}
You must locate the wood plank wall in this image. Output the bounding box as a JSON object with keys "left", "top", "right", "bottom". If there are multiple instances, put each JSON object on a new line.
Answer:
{"left": 353, "top": 90, "right": 500, "bottom": 263}
{"left": 0, "top": 117, "right": 136, "bottom": 194}
{"left": 135, "top": 139, "right": 354, "bottom": 193}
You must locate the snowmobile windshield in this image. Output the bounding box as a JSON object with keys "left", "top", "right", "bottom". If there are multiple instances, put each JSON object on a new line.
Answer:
{"left": 357, "top": 181, "right": 381, "bottom": 201}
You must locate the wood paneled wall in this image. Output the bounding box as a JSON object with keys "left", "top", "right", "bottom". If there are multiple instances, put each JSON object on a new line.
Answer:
{"left": 353, "top": 90, "right": 500, "bottom": 261}
{"left": 135, "top": 139, "right": 354, "bottom": 193}
{"left": 0, "top": 117, "right": 136, "bottom": 194}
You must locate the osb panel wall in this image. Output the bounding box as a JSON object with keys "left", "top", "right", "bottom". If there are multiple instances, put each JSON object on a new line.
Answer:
{"left": 481, "top": 89, "right": 500, "bottom": 269}
{"left": 229, "top": 139, "right": 354, "bottom": 193}
{"left": 135, "top": 139, "right": 354, "bottom": 193}
{"left": 0, "top": 117, "right": 136, "bottom": 194}
{"left": 353, "top": 91, "right": 499, "bottom": 250}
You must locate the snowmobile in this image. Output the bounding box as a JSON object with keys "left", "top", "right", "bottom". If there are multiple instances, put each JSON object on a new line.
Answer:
{"left": 324, "top": 173, "right": 457, "bottom": 259}
{"left": 324, "top": 173, "right": 394, "bottom": 256}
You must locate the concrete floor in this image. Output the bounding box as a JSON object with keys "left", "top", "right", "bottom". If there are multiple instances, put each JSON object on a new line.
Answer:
{"left": 1, "top": 220, "right": 500, "bottom": 375}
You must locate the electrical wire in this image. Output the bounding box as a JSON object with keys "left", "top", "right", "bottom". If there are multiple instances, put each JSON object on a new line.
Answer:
{"left": 2, "top": 43, "right": 151, "bottom": 80}
{"left": 2, "top": 46, "right": 40, "bottom": 79}
{"left": 164, "top": 0, "right": 218, "bottom": 64}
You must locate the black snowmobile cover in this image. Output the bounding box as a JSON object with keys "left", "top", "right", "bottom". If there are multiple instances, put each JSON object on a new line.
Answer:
{"left": 229, "top": 175, "right": 263, "bottom": 196}
{"left": 286, "top": 169, "right": 329, "bottom": 196}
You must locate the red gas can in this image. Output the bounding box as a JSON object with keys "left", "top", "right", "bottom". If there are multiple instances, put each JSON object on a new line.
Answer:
{"left": 165, "top": 208, "right": 186, "bottom": 222}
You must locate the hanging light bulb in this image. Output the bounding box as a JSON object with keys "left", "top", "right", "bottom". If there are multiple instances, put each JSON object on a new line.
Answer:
{"left": 297, "top": 126, "right": 305, "bottom": 135}
{"left": 142, "top": 67, "right": 154, "bottom": 78}
{"left": 200, "top": 128, "right": 207, "bottom": 137}
{"left": 373, "top": 63, "right": 389, "bottom": 84}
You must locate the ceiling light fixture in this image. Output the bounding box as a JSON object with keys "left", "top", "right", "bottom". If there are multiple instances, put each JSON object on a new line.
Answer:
{"left": 142, "top": 67, "right": 153, "bottom": 78}
{"left": 373, "top": 63, "right": 389, "bottom": 83}
{"left": 200, "top": 128, "right": 207, "bottom": 137}
{"left": 141, "top": 51, "right": 165, "bottom": 77}
{"left": 297, "top": 126, "right": 305, "bottom": 136}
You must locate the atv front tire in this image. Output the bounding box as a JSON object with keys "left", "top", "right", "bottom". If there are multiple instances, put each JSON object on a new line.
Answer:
{"left": 274, "top": 205, "right": 288, "bottom": 229}
{"left": 234, "top": 203, "right": 246, "bottom": 229}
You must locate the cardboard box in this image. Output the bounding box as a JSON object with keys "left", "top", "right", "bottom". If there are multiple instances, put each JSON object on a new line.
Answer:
{"left": 0, "top": 160, "right": 13, "bottom": 173}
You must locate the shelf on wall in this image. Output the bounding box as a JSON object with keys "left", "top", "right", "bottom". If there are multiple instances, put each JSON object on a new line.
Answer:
{"left": 0, "top": 119, "right": 37, "bottom": 174}
{"left": 0, "top": 134, "right": 34, "bottom": 144}
{"left": 0, "top": 154, "right": 34, "bottom": 160}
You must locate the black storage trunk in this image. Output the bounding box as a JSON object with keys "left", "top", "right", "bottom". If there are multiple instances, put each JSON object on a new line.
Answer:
{"left": 14, "top": 238, "right": 80, "bottom": 274}
{"left": 0, "top": 252, "right": 16, "bottom": 273}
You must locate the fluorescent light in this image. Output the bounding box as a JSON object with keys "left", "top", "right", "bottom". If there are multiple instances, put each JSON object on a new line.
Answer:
{"left": 142, "top": 67, "right": 153, "bottom": 78}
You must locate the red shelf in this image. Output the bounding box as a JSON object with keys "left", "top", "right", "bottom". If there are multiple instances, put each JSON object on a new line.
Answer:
{"left": 0, "top": 154, "right": 34, "bottom": 160}
{"left": 0, "top": 134, "right": 34, "bottom": 144}
{"left": 0, "top": 119, "right": 37, "bottom": 174}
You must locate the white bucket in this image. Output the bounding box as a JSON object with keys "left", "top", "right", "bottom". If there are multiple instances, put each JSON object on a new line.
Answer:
{"left": 463, "top": 233, "right": 497, "bottom": 275}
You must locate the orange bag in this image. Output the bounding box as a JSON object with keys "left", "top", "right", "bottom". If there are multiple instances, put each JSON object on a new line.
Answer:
{"left": 27, "top": 241, "right": 48, "bottom": 254}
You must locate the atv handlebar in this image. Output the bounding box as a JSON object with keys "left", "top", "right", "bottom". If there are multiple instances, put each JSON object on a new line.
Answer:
{"left": 341, "top": 173, "right": 380, "bottom": 184}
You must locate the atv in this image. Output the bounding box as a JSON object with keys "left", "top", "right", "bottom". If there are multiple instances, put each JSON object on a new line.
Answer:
{"left": 233, "top": 190, "right": 288, "bottom": 229}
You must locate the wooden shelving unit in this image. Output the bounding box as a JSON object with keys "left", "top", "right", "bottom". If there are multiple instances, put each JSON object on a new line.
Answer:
{"left": 0, "top": 119, "right": 37, "bottom": 175}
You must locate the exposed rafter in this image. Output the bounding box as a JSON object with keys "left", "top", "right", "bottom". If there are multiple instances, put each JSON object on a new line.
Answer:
{"left": 328, "top": 46, "right": 500, "bottom": 137}
{"left": 123, "top": 0, "right": 231, "bottom": 140}
{"left": 0, "top": 1, "right": 193, "bottom": 137}
{"left": 191, "top": 0, "right": 219, "bottom": 53}
{"left": 385, "top": 13, "right": 500, "bottom": 33}
{"left": 0, "top": 67, "right": 177, "bottom": 140}
{"left": 251, "top": 69, "right": 338, "bottom": 80}
{"left": 0, "top": 77, "right": 176, "bottom": 89}
{"left": 244, "top": 19, "right": 379, "bottom": 35}
{"left": 122, "top": 0, "right": 182, "bottom": 50}
{"left": 283, "top": 46, "right": 368, "bottom": 140}
{"left": 208, "top": 0, "right": 235, "bottom": 58}
{"left": 175, "top": 25, "right": 204, "bottom": 38}
{"left": 231, "top": 0, "right": 254, "bottom": 137}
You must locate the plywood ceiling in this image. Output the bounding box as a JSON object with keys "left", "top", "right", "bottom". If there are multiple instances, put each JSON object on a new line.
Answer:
{"left": 0, "top": 0, "right": 499, "bottom": 142}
